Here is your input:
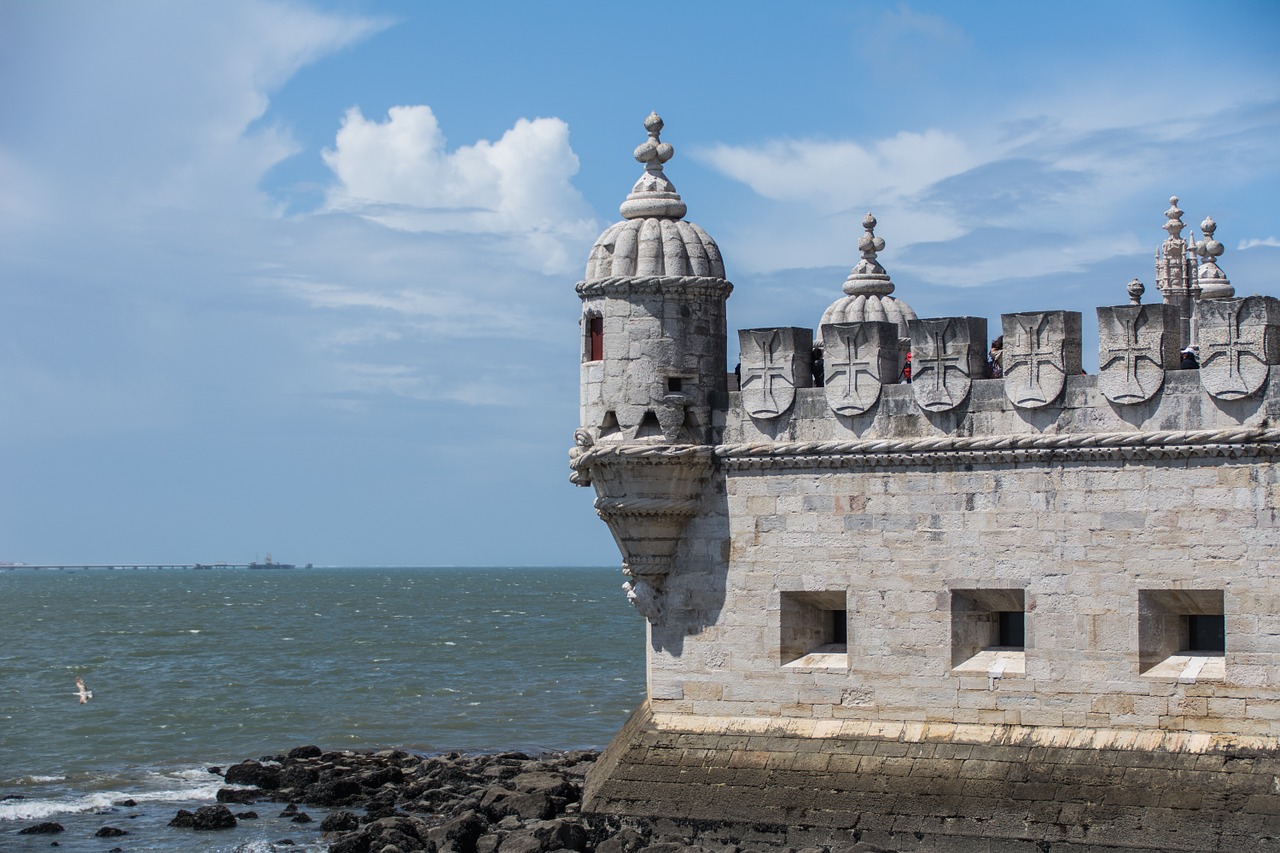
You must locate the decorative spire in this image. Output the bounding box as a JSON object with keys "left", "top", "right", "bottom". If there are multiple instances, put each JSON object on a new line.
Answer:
{"left": 1127, "top": 278, "right": 1145, "bottom": 305}
{"left": 841, "top": 213, "right": 894, "bottom": 296}
{"left": 1196, "top": 215, "right": 1234, "bottom": 299}
{"left": 619, "top": 112, "right": 687, "bottom": 221}
{"left": 1162, "top": 196, "right": 1186, "bottom": 241}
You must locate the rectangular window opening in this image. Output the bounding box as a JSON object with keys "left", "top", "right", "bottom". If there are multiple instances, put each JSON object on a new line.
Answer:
{"left": 780, "top": 591, "right": 849, "bottom": 670}
{"left": 1139, "top": 589, "right": 1225, "bottom": 680}
{"left": 951, "top": 589, "right": 1026, "bottom": 677}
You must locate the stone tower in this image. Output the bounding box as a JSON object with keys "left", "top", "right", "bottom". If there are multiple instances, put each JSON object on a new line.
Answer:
{"left": 1154, "top": 195, "right": 1199, "bottom": 349}
{"left": 572, "top": 113, "right": 733, "bottom": 624}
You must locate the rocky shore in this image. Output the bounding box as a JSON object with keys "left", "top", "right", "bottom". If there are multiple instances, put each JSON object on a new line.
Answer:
{"left": 199, "top": 745, "right": 840, "bottom": 853}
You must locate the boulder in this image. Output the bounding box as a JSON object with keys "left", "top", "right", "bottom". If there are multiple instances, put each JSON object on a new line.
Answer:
{"left": 94, "top": 826, "right": 127, "bottom": 837}
{"left": 18, "top": 821, "right": 64, "bottom": 834}
{"left": 224, "top": 759, "right": 282, "bottom": 789}
{"left": 168, "top": 804, "right": 237, "bottom": 830}
{"left": 288, "top": 744, "right": 323, "bottom": 760}
{"left": 216, "top": 786, "right": 260, "bottom": 804}
{"left": 320, "top": 810, "right": 361, "bottom": 832}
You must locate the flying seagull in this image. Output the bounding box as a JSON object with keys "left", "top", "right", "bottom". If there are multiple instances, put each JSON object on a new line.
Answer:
{"left": 75, "top": 677, "right": 92, "bottom": 704}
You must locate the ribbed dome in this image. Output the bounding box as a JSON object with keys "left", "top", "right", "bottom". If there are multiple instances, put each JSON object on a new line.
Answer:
{"left": 821, "top": 293, "right": 918, "bottom": 339}
{"left": 583, "top": 112, "right": 725, "bottom": 283}
{"left": 819, "top": 213, "right": 917, "bottom": 341}
{"left": 585, "top": 219, "right": 724, "bottom": 280}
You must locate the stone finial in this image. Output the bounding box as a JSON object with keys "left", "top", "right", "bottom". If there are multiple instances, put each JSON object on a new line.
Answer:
{"left": 1163, "top": 196, "right": 1186, "bottom": 239}
{"left": 842, "top": 213, "right": 894, "bottom": 297}
{"left": 1195, "top": 215, "right": 1234, "bottom": 299}
{"left": 620, "top": 112, "right": 688, "bottom": 221}
{"left": 1127, "top": 278, "right": 1145, "bottom": 305}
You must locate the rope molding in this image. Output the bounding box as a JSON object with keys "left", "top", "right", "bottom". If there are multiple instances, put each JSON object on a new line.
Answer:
{"left": 571, "top": 427, "right": 1280, "bottom": 472}
{"left": 575, "top": 275, "right": 733, "bottom": 298}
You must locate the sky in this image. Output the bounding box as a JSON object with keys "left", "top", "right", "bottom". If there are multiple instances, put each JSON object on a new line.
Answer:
{"left": 2, "top": 1, "right": 1278, "bottom": 566}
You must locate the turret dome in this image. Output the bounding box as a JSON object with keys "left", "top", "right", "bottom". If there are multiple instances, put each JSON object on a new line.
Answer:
{"left": 583, "top": 113, "right": 725, "bottom": 282}
{"left": 819, "top": 213, "right": 917, "bottom": 341}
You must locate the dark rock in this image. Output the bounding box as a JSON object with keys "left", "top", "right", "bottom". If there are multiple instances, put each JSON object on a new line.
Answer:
{"left": 291, "top": 811, "right": 313, "bottom": 823}
{"left": 595, "top": 828, "right": 648, "bottom": 853}
{"left": 224, "top": 759, "right": 282, "bottom": 789}
{"left": 18, "top": 821, "right": 64, "bottom": 834}
{"left": 0, "top": 794, "right": 26, "bottom": 801}
{"left": 304, "top": 776, "right": 362, "bottom": 806}
{"left": 512, "top": 772, "right": 578, "bottom": 802}
{"left": 275, "top": 840, "right": 296, "bottom": 846}
{"left": 279, "top": 764, "right": 320, "bottom": 789}
{"left": 237, "top": 811, "right": 259, "bottom": 819}
{"left": 207, "top": 765, "right": 223, "bottom": 775}
{"left": 168, "top": 804, "right": 237, "bottom": 830}
{"left": 321, "top": 810, "right": 361, "bottom": 832}
{"left": 94, "top": 826, "right": 127, "bottom": 837}
{"left": 425, "top": 808, "right": 487, "bottom": 853}
{"left": 288, "top": 744, "right": 323, "bottom": 760}
{"left": 358, "top": 765, "right": 405, "bottom": 788}
{"left": 112, "top": 798, "right": 137, "bottom": 807}
{"left": 479, "top": 789, "right": 557, "bottom": 822}
{"left": 496, "top": 832, "right": 543, "bottom": 853}
{"left": 216, "top": 786, "right": 260, "bottom": 804}
{"left": 280, "top": 803, "right": 299, "bottom": 816}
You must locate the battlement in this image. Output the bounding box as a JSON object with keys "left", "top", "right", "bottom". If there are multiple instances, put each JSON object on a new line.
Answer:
{"left": 727, "top": 296, "right": 1280, "bottom": 451}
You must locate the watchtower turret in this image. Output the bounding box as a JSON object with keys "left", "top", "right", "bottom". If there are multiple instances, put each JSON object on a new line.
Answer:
{"left": 570, "top": 113, "right": 732, "bottom": 625}
{"left": 577, "top": 113, "right": 732, "bottom": 445}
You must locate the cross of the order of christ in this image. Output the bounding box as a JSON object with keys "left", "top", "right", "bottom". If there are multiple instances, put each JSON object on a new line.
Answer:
{"left": 1005, "top": 318, "right": 1063, "bottom": 404}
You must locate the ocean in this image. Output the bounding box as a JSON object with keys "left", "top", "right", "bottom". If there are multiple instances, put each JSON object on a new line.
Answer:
{"left": 0, "top": 565, "right": 645, "bottom": 851}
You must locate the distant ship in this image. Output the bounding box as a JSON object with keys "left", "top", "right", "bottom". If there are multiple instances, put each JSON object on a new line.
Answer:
{"left": 248, "top": 553, "right": 295, "bottom": 570}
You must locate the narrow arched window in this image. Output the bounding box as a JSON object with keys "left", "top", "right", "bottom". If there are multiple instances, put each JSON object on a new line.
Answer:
{"left": 587, "top": 316, "right": 604, "bottom": 362}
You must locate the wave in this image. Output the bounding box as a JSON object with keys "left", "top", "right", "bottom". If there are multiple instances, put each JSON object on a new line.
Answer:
{"left": 0, "top": 771, "right": 223, "bottom": 822}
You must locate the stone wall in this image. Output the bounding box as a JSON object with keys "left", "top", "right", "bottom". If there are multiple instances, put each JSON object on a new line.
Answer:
{"left": 584, "top": 703, "right": 1280, "bottom": 852}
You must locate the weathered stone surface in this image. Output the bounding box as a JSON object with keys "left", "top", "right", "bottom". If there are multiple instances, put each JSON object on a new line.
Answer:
{"left": 1001, "top": 310, "right": 1082, "bottom": 408}
{"left": 1198, "top": 295, "right": 1280, "bottom": 400}
{"left": 738, "top": 327, "right": 812, "bottom": 419}
{"left": 18, "top": 821, "right": 64, "bottom": 834}
{"left": 821, "top": 321, "right": 899, "bottom": 416}
{"left": 909, "top": 316, "right": 987, "bottom": 412}
{"left": 1097, "top": 303, "right": 1180, "bottom": 404}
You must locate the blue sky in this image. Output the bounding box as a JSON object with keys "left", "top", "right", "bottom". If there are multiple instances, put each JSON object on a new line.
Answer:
{"left": 2, "top": 1, "right": 1278, "bottom": 566}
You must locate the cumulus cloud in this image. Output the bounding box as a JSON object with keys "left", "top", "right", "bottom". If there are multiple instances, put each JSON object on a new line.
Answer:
{"left": 321, "top": 105, "right": 596, "bottom": 273}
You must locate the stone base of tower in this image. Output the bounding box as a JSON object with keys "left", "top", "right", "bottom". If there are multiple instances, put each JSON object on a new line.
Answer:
{"left": 583, "top": 702, "right": 1280, "bottom": 852}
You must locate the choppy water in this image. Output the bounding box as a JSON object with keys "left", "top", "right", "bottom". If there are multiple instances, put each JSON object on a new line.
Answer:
{"left": 0, "top": 565, "right": 644, "bottom": 851}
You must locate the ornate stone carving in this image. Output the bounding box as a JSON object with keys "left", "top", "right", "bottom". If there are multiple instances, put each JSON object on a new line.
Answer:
{"left": 1001, "top": 311, "right": 1082, "bottom": 409}
{"left": 821, "top": 321, "right": 899, "bottom": 416}
{"left": 1127, "top": 278, "right": 1145, "bottom": 305}
{"left": 1096, "top": 304, "right": 1179, "bottom": 405}
{"left": 738, "top": 327, "right": 812, "bottom": 419}
{"left": 1195, "top": 216, "right": 1234, "bottom": 300}
{"left": 1197, "top": 296, "right": 1280, "bottom": 400}
{"left": 569, "top": 444, "right": 713, "bottom": 626}
{"left": 623, "top": 577, "right": 664, "bottom": 624}
{"left": 909, "top": 317, "right": 986, "bottom": 413}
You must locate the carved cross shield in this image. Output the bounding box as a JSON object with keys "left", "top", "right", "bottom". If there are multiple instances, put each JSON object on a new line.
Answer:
{"left": 1198, "top": 296, "right": 1280, "bottom": 400}
{"left": 821, "top": 321, "right": 898, "bottom": 416}
{"left": 1096, "top": 305, "right": 1177, "bottom": 405}
{"left": 738, "top": 327, "right": 810, "bottom": 418}
{"left": 910, "top": 317, "right": 985, "bottom": 413}
{"left": 1002, "top": 311, "right": 1082, "bottom": 409}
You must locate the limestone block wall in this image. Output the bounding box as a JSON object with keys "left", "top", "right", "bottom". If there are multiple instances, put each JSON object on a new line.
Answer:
{"left": 644, "top": 371, "right": 1280, "bottom": 743}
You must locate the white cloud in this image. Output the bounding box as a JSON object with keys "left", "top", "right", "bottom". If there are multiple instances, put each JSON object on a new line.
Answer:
{"left": 321, "top": 105, "right": 597, "bottom": 273}
{"left": 1239, "top": 237, "right": 1280, "bottom": 250}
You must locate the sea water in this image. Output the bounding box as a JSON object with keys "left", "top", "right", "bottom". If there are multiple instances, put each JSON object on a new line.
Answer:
{"left": 0, "top": 566, "right": 645, "bottom": 851}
